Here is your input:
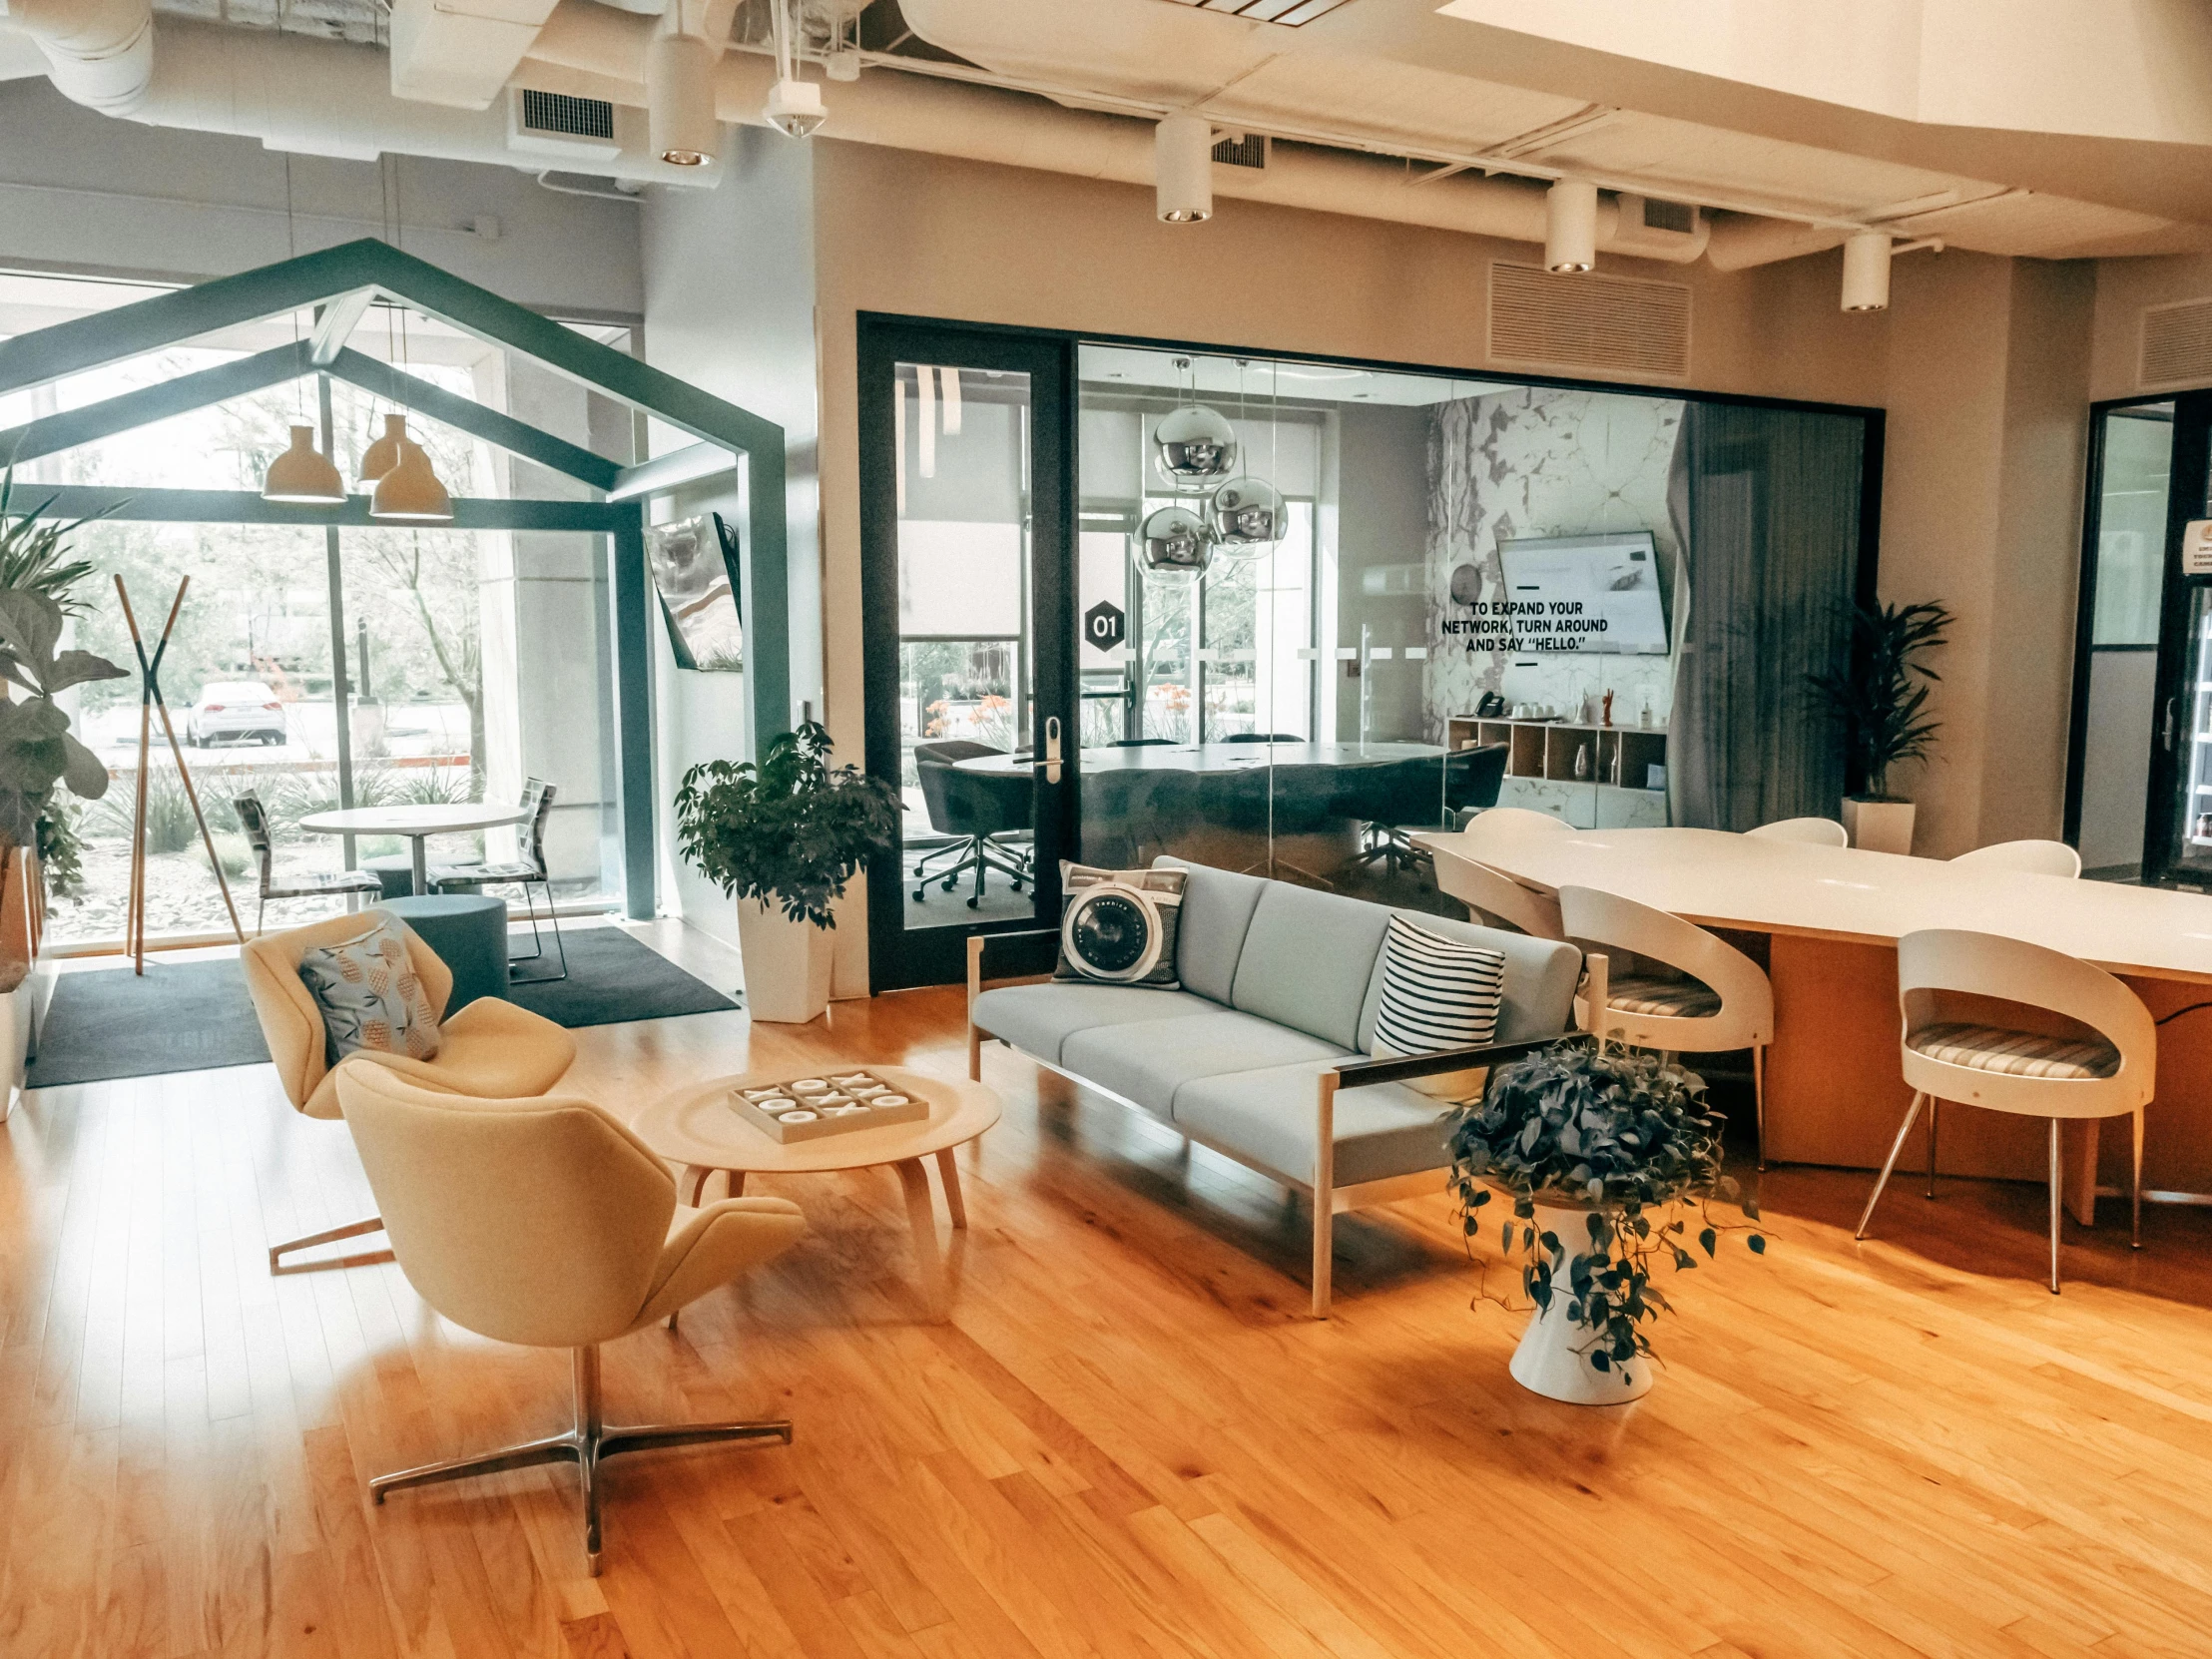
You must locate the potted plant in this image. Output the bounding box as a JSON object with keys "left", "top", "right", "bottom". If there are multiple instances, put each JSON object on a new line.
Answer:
{"left": 0, "top": 474, "right": 126, "bottom": 1118}
{"left": 1450, "top": 1041, "right": 1765, "bottom": 1404}
{"left": 1811, "top": 599, "right": 1952, "bottom": 855}
{"left": 675, "top": 720, "right": 899, "bottom": 1023}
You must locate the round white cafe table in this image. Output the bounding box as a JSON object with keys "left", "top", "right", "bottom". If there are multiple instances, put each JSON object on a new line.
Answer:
{"left": 297, "top": 802, "right": 531, "bottom": 895}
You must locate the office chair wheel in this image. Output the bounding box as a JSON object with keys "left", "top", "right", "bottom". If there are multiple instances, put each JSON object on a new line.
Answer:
{"left": 966, "top": 895, "right": 980, "bottom": 909}
{"left": 940, "top": 875, "right": 957, "bottom": 892}
{"left": 1012, "top": 877, "right": 1024, "bottom": 892}
{"left": 912, "top": 886, "right": 926, "bottom": 902}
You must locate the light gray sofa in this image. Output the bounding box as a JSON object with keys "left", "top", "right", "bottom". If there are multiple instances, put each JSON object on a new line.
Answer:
{"left": 966, "top": 858, "right": 1583, "bottom": 1315}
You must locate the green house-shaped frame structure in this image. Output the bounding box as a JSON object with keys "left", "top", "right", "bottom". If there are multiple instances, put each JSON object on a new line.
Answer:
{"left": 0, "top": 239, "right": 790, "bottom": 919}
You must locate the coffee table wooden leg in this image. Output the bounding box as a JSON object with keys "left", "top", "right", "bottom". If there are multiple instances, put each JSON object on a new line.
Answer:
{"left": 895, "top": 1158, "right": 946, "bottom": 1319}
{"left": 934, "top": 1147, "right": 967, "bottom": 1230}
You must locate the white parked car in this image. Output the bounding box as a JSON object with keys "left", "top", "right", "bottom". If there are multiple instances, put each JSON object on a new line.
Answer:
{"left": 185, "top": 681, "right": 287, "bottom": 748}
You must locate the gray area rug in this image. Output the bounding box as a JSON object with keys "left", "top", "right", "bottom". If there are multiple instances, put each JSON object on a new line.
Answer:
{"left": 24, "top": 926, "right": 738, "bottom": 1089}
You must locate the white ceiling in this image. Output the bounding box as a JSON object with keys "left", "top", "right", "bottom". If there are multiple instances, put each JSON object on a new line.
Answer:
{"left": 886, "top": 0, "right": 2212, "bottom": 260}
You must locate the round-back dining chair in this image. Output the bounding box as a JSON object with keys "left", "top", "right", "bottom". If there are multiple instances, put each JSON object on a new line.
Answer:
{"left": 1746, "top": 817, "right": 1849, "bottom": 846}
{"left": 1950, "top": 839, "right": 2082, "bottom": 877}
{"left": 1557, "top": 884, "right": 1777, "bottom": 1164}
{"left": 1429, "top": 843, "right": 1566, "bottom": 939}
{"left": 1856, "top": 927, "right": 2151, "bottom": 1293}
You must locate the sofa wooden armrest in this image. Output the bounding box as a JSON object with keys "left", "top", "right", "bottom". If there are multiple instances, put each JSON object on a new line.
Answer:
{"left": 966, "top": 930, "right": 1058, "bottom": 1080}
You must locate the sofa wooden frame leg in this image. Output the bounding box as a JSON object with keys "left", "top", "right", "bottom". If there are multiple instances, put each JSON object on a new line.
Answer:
{"left": 1313, "top": 1070, "right": 1338, "bottom": 1319}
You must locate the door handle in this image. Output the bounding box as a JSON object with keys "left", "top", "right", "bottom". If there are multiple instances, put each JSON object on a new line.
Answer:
{"left": 2165, "top": 697, "right": 2178, "bottom": 752}
{"left": 1041, "top": 716, "right": 1063, "bottom": 785}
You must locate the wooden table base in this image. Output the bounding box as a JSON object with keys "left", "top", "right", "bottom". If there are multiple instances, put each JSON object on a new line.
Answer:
{"left": 1764, "top": 933, "right": 2212, "bottom": 1226}
{"left": 675, "top": 1150, "right": 970, "bottom": 1321}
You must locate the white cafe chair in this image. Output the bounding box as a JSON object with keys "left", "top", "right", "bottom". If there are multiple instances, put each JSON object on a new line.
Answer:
{"left": 1950, "top": 839, "right": 2081, "bottom": 878}
{"left": 1429, "top": 843, "right": 1566, "bottom": 939}
{"left": 1856, "top": 928, "right": 2150, "bottom": 1294}
{"left": 1746, "top": 817, "right": 1849, "bottom": 846}
{"left": 1558, "top": 885, "right": 1776, "bottom": 1164}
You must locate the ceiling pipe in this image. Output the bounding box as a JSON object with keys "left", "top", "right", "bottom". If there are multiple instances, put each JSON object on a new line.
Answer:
{"left": 520, "top": 3, "right": 1709, "bottom": 263}
{"left": 5, "top": 0, "right": 153, "bottom": 115}
{"left": 1705, "top": 215, "right": 1849, "bottom": 273}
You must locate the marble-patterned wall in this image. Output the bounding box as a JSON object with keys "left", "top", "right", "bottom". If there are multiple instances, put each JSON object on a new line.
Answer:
{"left": 1424, "top": 387, "right": 1685, "bottom": 736}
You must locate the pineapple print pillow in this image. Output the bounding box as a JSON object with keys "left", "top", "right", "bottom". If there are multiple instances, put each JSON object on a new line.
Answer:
{"left": 296, "top": 915, "right": 442, "bottom": 1068}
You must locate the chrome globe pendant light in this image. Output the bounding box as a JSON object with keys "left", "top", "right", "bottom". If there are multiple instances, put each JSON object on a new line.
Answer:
{"left": 1136, "top": 505, "right": 1213, "bottom": 578}
{"left": 1153, "top": 356, "right": 1237, "bottom": 483}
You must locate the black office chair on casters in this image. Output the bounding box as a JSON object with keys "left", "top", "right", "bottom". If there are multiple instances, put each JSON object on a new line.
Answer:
{"left": 428, "top": 778, "right": 568, "bottom": 982}
{"left": 911, "top": 741, "right": 1033, "bottom": 908}
{"left": 1350, "top": 745, "right": 1509, "bottom": 878}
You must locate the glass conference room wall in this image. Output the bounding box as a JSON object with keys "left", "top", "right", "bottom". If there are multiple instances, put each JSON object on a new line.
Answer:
{"left": 863, "top": 318, "right": 1879, "bottom": 988}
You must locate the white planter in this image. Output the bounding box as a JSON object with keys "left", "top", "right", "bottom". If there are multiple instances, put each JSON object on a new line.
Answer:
{"left": 1508, "top": 1202, "right": 1654, "bottom": 1405}
{"left": 736, "top": 897, "right": 833, "bottom": 1024}
{"left": 1842, "top": 797, "right": 1917, "bottom": 855}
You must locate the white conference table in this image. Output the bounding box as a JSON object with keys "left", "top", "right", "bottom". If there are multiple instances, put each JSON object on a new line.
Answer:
{"left": 1421, "top": 823, "right": 2212, "bottom": 1212}
{"left": 299, "top": 802, "right": 531, "bottom": 895}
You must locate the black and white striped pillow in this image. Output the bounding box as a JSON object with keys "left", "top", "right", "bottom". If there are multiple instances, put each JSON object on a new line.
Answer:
{"left": 1372, "top": 914, "right": 1505, "bottom": 1060}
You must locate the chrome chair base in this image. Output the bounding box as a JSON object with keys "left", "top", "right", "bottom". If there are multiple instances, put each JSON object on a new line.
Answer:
{"left": 269, "top": 1214, "right": 392, "bottom": 1275}
{"left": 369, "top": 1346, "right": 791, "bottom": 1574}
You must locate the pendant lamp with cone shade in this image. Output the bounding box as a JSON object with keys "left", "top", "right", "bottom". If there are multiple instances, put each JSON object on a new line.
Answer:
{"left": 370, "top": 436, "right": 454, "bottom": 523}
{"left": 358, "top": 412, "right": 410, "bottom": 483}
{"left": 262, "top": 424, "right": 347, "bottom": 504}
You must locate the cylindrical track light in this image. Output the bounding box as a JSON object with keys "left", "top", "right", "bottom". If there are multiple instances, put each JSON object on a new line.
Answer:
{"left": 1155, "top": 115, "right": 1214, "bottom": 224}
{"left": 1842, "top": 231, "right": 1893, "bottom": 311}
{"left": 1545, "top": 179, "right": 1598, "bottom": 273}
{"left": 646, "top": 31, "right": 718, "bottom": 167}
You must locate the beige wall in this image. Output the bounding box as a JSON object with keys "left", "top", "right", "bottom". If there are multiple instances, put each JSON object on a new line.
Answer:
{"left": 1877, "top": 253, "right": 2094, "bottom": 856}
{"left": 2090, "top": 251, "right": 2212, "bottom": 401}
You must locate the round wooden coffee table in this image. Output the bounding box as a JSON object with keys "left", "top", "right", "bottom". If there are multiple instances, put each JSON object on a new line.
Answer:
{"left": 633, "top": 1065, "right": 1001, "bottom": 1319}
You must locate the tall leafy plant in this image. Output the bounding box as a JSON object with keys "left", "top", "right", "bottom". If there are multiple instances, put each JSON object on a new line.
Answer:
{"left": 1811, "top": 599, "right": 1953, "bottom": 802}
{"left": 1451, "top": 1042, "right": 1766, "bottom": 1383}
{"left": 0, "top": 468, "right": 102, "bottom": 617}
{"left": 675, "top": 721, "right": 899, "bottom": 928}
{"left": 0, "top": 587, "right": 129, "bottom": 846}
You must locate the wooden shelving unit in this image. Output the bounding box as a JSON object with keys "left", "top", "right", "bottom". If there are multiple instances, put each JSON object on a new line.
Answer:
{"left": 1445, "top": 716, "right": 1670, "bottom": 830}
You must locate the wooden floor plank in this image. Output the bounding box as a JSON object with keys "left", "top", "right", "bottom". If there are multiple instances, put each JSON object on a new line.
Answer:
{"left": 3, "top": 920, "right": 2211, "bottom": 1659}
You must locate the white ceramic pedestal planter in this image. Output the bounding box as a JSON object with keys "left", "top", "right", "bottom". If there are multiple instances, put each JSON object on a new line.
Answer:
{"left": 1842, "top": 797, "right": 1917, "bottom": 855}
{"left": 736, "top": 898, "right": 833, "bottom": 1024}
{"left": 1508, "top": 1202, "right": 1653, "bottom": 1405}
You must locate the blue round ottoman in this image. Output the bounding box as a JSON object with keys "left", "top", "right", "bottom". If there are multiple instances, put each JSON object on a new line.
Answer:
{"left": 383, "top": 893, "right": 507, "bottom": 1013}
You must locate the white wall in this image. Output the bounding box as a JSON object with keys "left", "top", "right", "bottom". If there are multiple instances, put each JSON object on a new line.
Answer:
{"left": 0, "top": 78, "right": 643, "bottom": 316}
{"left": 639, "top": 128, "right": 830, "bottom": 957}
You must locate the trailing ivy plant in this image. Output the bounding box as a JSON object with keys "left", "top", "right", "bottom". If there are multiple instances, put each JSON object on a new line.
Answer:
{"left": 675, "top": 720, "right": 900, "bottom": 928}
{"left": 1450, "top": 1040, "right": 1766, "bottom": 1382}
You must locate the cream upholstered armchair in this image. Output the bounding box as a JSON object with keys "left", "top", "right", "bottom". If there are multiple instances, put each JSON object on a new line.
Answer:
{"left": 335, "top": 1064, "right": 807, "bottom": 1574}
{"left": 241, "top": 909, "right": 577, "bottom": 1273}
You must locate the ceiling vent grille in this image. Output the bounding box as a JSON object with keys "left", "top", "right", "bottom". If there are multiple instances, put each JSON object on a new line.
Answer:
{"left": 520, "top": 90, "right": 616, "bottom": 142}
{"left": 1487, "top": 263, "right": 1691, "bottom": 380}
{"left": 2140, "top": 297, "right": 2212, "bottom": 390}
{"left": 1212, "top": 133, "right": 1268, "bottom": 169}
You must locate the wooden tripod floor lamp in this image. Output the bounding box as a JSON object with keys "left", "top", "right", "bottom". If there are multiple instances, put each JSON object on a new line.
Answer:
{"left": 115, "top": 575, "right": 245, "bottom": 973}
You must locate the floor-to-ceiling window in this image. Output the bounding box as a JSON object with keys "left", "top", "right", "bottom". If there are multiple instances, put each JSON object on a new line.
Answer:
{"left": 0, "top": 268, "right": 633, "bottom": 946}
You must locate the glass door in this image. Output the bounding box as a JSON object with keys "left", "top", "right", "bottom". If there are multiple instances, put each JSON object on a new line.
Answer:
{"left": 2142, "top": 391, "right": 2212, "bottom": 887}
{"left": 858, "top": 320, "right": 1075, "bottom": 990}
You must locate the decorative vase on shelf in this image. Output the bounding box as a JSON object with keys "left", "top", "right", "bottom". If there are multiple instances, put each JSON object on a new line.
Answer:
{"left": 1574, "top": 744, "right": 1590, "bottom": 781}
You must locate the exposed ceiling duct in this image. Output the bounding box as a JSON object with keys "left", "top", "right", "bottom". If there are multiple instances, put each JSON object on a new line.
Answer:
{"left": 6, "top": 0, "right": 154, "bottom": 113}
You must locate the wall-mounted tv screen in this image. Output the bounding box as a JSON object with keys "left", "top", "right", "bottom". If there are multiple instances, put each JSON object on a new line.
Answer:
{"left": 1495, "top": 532, "right": 1670, "bottom": 655}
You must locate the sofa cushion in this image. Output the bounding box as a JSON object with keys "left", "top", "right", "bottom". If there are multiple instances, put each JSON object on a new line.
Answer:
{"left": 972, "top": 982, "right": 1216, "bottom": 1068}
{"left": 1155, "top": 857, "right": 1268, "bottom": 1003}
{"left": 1358, "top": 909, "right": 1582, "bottom": 1053}
{"left": 1172, "top": 1059, "right": 1458, "bottom": 1189}
{"left": 1229, "top": 882, "right": 1392, "bottom": 1048}
{"left": 1060, "top": 1011, "right": 1348, "bottom": 1119}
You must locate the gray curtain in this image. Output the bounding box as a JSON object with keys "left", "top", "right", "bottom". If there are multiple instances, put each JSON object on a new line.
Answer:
{"left": 1666, "top": 403, "right": 1865, "bottom": 830}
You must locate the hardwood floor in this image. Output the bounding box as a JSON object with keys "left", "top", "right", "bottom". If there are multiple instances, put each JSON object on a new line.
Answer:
{"left": 5, "top": 919, "right": 2212, "bottom": 1657}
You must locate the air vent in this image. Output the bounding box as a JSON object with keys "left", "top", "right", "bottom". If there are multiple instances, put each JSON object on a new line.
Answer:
{"left": 507, "top": 88, "right": 623, "bottom": 163}
{"left": 2141, "top": 297, "right": 2212, "bottom": 389}
{"left": 1157, "top": 0, "right": 1355, "bottom": 26}
{"left": 521, "top": 90, "right": 614, "bottom": 142}
{"left": 1487, "top": 263, "right": 1691, "bottom": 380}
{"left": 1212, "top": 133, "right": 1268, "bottom": 169}
{"left": 1640, "top": 198, "right": 1696, "bottom": 236}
